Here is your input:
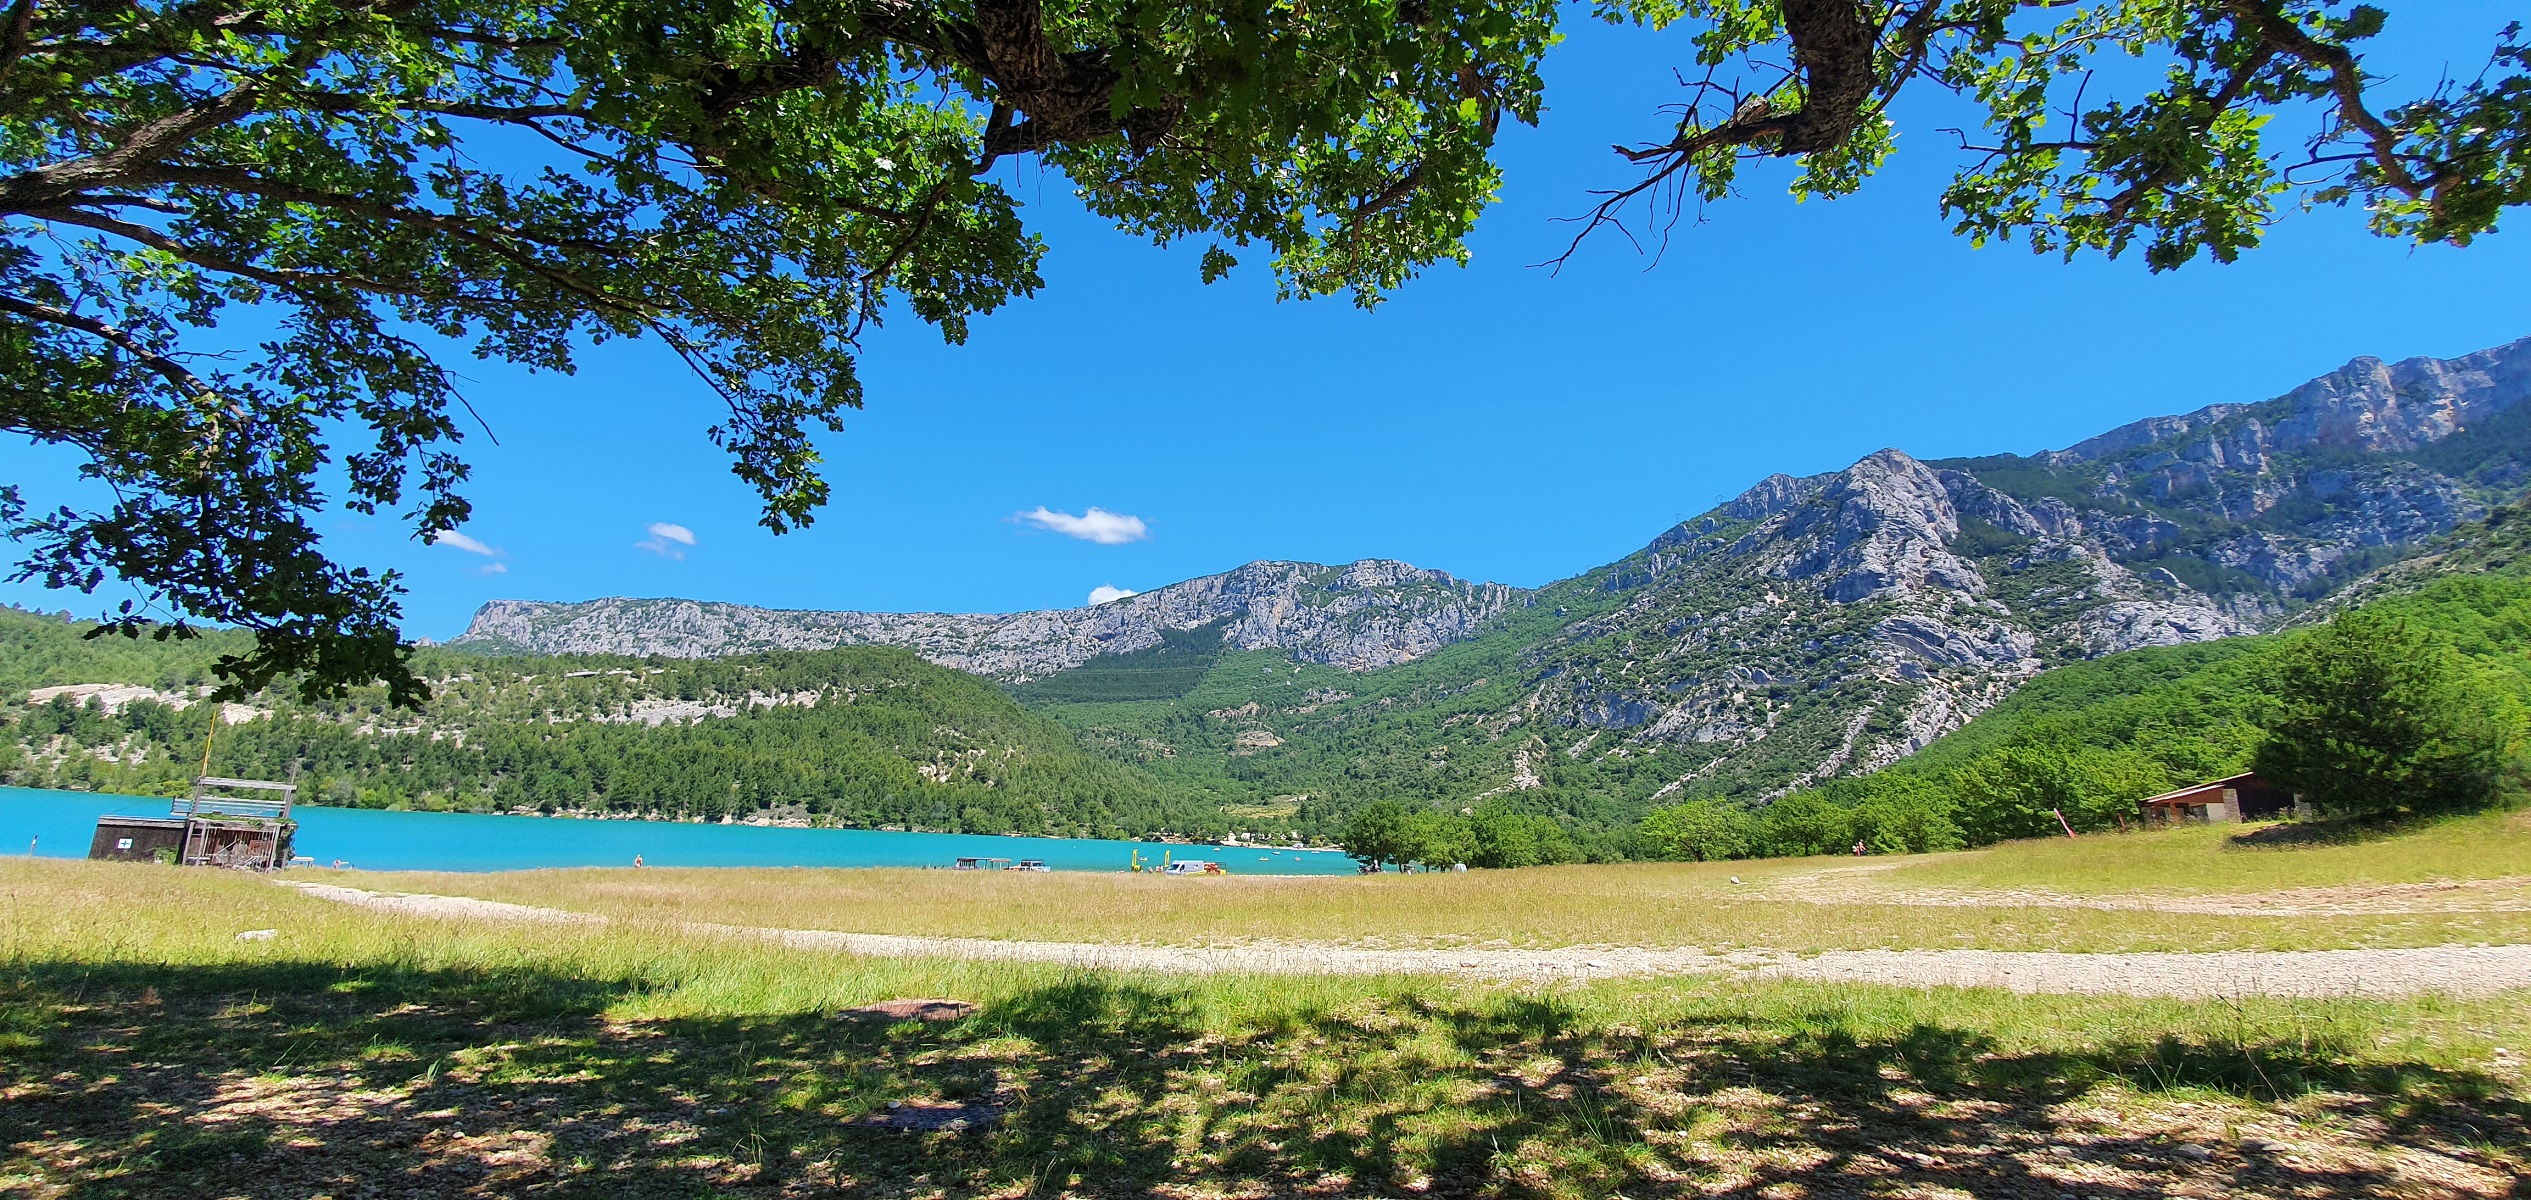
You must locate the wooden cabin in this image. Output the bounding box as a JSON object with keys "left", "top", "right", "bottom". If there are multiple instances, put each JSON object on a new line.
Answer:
{"left": 89, "top": 815, "right": 188, "bottom": 863}
{"left": 89, "top": 776, "right": 298, "bottom": 870}
{"left": 2136, "top": 771, "right": 2292, "bottom": 826}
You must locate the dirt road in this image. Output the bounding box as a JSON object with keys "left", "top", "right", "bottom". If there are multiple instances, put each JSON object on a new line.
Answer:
{"left": 1766, "top": 863, "right": 2531, "bottom": 916}
{"left": 283, "top": 882, "right": 2531, "bottom": 998}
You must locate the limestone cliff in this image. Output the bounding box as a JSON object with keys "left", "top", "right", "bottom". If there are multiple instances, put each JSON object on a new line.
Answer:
{"left": 458, "top": 560, "right": 1524, "bottom": 679}
{"left": 454, "top": 334, "right": 2531, "bottom": 805}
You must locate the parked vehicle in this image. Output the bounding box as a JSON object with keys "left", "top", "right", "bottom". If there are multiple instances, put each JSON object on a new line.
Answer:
{"left": 1162, "top": 860, "right": 1226, "bottom": 876}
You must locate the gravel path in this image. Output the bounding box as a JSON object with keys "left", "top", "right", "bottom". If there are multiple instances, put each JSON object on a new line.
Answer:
{"left": 282, "top": 882, "right": 2531, "bottom": 998}
{"left": 1769, "top": 864, "right": 2531, "bottom": 915}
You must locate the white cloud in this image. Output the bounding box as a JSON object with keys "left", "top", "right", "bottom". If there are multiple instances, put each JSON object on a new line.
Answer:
{"left": 1087, "top": 584, "right": 1137, "bottom": 605}
{"left": 476, "top": 562, "right": 508, "bottom": 575}
{"left": 1019, "top": 506, "right": 1149, "bottom": 545}
{"left": 636, "top": 521, "right": 697, "bottom": 560}
{"left": 430, "top": 530, "right": 501, "bottom": 557}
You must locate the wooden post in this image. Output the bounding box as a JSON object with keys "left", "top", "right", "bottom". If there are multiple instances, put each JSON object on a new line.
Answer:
{"left": 197, "top": 704, "right": 220, "bottom": 780}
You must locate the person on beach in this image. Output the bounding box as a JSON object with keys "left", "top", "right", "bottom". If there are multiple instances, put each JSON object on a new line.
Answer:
{"left": 634, "top": 854, "right": 644, "bottom": 868}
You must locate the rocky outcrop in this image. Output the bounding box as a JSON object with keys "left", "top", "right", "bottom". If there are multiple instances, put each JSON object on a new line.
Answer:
{"left": 1777, "top": 451, "right": 1986, "bottom": 602}
{"left": 455, "top": 334, "right": 2531, "bottom": 807}
{"left": 2055, "top": 336, "right": 2531, "bottom": 467}
{"left": 458, "top": 560, "right": 1524, "bottom": 679}
{"left": 1503, "top": 444, "right": 2258, "bottom": 793}
{"left": 1984, "top": 336, "right": 2531, "bottom": 601}
{"left": 1493, "top": 339, "right": 2531, "bottom": 798}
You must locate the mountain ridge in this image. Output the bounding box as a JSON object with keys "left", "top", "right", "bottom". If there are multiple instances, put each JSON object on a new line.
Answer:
{"left": 457, "top": 558, "right": 1524, "bottom": 679}
{"left": 468, "top": 338, "right": 2531, "bottom": 671}
{"left": 454, "top": 335, "right": 2531, "bottom": 808}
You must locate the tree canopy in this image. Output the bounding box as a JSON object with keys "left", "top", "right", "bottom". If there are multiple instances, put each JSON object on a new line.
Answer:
{"left": 2251, "top": 609, "right": 2516, "bottom": 817}
{"left": 0, "top": 0, "right": 1551, "bottom": 703}
{"left": 5, "top": 0, "right": 2526, "bottom": 705}
{"left": 1575, "top": 2, "right": 2531, "bottom": 268}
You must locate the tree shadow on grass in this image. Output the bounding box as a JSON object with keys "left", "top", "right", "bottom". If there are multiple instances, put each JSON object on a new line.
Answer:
{"left": 2226, "top": 803, "right": 2525, "bottom": 848}
{"left": 0, "top": 959, "right": 2522, "bottom": 1199}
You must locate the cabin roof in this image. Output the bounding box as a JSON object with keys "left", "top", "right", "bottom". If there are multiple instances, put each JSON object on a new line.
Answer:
{"left": 94, "top": 814, "right": 187, "bottom": 829}
{"left": 2136, "top": 771, "right": 2266, "bottom": 807}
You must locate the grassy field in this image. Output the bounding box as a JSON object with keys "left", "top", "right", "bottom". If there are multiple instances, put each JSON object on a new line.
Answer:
{"left": 3, "top": 857, "right": 2527, "bottom": 1199}
{"left": 1883, "top": 808, "right": 2531, "bottom": 894}
{"left": 336, "top": 812, "right": 2531, "bottom": 955}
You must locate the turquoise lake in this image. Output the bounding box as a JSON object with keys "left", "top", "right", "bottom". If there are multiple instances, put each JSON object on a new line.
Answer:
{"left": 0, "top": 787, "right": 1356, "bottom": 874}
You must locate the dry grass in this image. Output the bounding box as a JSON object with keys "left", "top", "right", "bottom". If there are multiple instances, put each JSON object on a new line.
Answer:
{"left": 1884, "top": 807, "right": 2531, "bottom": 895}
{"left": 3, "top": 857, "right": 2528, "bottom": 1200}
{"left": 328, "top": 812, "right": 2531, "bottom": 954}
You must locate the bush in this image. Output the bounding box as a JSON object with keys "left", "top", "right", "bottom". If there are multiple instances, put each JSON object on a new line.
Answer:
{"left": 1750, "top": 790, "right": 1856, "bottom": 857}
{"left": 1465, "top": 800, "right": 1577, "bottom": 868}
{"left": 1345, "top": 799, "right": 1588, "bottom": 871}
{"left": 1946, "top": 736, "right": 2172, "bottom": 842}
{"left": 1842, "top": 774, "right": 1965, "bottom": 854}
{"left": 1639, "top": 799, "right": 1752, "bottom": 861}
{"left": 2251, "top": 611, "right": 2517, "bottom": 817}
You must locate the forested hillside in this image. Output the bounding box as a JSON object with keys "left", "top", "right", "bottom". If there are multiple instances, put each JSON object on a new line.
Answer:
{"left": 14, "top": 339, "right": 2531, "bottom": 857}
{"left": 1630, "top": 505, "right": 2531, "bottom": 861}
{"left": 0, "top": 610, "right": 1209, "bottom": 839}
{"left": 11, "top": 501, "right": 2530, "bottom": 856}
{"left": 1016, "top": 596, "right": 1663, "bottom": 858}
{"left": 988, "top": 341, "right": 2531, "bottom": 853}
{"left": 0, "top": 609, "right": 254, "bottom": 697}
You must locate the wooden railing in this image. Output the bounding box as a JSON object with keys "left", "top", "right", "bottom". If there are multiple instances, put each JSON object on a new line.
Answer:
{"left": 177, "top": 776, "right": 297, "bottom": 822}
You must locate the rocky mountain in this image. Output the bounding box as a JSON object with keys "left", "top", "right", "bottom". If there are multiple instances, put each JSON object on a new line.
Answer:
{"left": 1373, "top": 336, "right": 2531, "bottom": 803}
{"left": 457, "top": 559, "right": 1525, "bottom": 679}
{"left": 1509, "top": 447, "right": 2254, "bottom": 799}
{"left": 1940, "top": 337, "right": 2531, "bottom": 599}
{"left": 453, "top": 335, "right": 2531, "bottom": 813}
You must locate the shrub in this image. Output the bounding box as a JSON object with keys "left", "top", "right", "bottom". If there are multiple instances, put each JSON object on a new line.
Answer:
{"left": 1639, "top": 799, "right": 1752, "bottom": 861}
{"left": 1842, "top": 774, "right": 1965, "bottom": 854}
{"left": 1466, "top": 800, "right": 1577, "bottom": 869}
{"left": 1947, "top": 736, "right": 2172, "bottom": 842}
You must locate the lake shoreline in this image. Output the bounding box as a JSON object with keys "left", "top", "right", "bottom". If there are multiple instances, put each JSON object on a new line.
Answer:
{"left": 14, "top": 781, "right": 1344, "bottom": 851}
{"left": 0, "top": 786, "right": 1360, "bottom": 875}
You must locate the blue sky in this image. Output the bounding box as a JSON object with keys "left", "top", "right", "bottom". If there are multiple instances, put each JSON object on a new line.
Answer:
{"left": 7, "top": 5, "right": 2530, "bottom": 639}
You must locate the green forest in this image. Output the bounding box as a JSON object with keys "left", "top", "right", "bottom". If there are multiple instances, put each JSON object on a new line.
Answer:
{"left": 11, "top": 505, "right": 2531, "bottom": 860}
{"left": 0, "top": 617, "right": 1211, "bottom": 839}
{"left": 1631, "top": 510, "right": 2531, "bottom": 862}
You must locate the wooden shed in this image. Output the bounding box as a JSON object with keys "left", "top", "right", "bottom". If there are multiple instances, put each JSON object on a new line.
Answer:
{"left": 89, "top": 815, "right": 188, "bottom": 863}
{"left": 89, "top": 776, "right": 298, "bottom": 870}
{"left": 2136, "top": 771, "right": 2292, "bottom": 826}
